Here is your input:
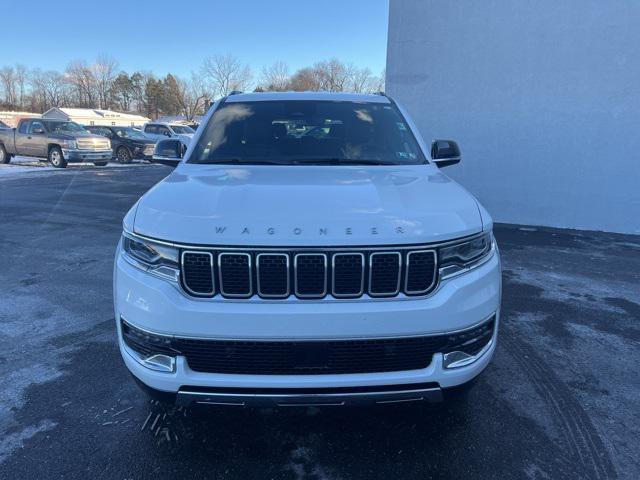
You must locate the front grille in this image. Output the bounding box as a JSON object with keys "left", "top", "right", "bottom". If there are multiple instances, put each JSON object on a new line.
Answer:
{"left": 121, "top": 316, "right": 495, "bottom": 375}
{"left": 180, "top": 247, "right": 438, "bottom": 300}
{"left": 77, "top": 138, "right": 110, "bottom": 150}
{"left": 182, "top": 252, "right": 214, "bottom": 295}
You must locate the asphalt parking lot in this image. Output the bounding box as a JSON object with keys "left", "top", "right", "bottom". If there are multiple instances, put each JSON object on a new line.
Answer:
{"left": 0, "top": 166, "right": 638, "bottom": 479}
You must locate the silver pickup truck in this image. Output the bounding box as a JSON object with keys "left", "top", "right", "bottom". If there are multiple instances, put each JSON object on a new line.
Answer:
{"left": 0, "top": 118, "right": 112, "bottom": 168}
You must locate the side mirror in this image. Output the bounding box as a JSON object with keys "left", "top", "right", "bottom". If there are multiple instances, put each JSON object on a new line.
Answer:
{"left": 163, "top": 131, "right": 172, "bottom": 137}
{"left": 152, "top": 139, "right": 185, "bottom": 167}
{"left": 431, "top": 140, "right": 461, "bottom": 168}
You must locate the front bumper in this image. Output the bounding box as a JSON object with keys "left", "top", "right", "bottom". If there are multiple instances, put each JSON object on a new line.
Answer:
{"left": 114, "top": 245, "right": 501, "bottom": 404}
{"left": 62, "top": 148, "right": 112, "bottom": 162}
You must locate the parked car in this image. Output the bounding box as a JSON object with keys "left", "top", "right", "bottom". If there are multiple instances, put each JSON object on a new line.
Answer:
{"left": 141, "top": 122, "right": 195, "bottom": 146}
{"left": 0, "top": 119, "right": 112, "bottom": 167}
{"left": 85, "top": 125, "right": 156, "bottom": 163}
{"left": 115, "top": 92, "right": 501, "bottom": 408}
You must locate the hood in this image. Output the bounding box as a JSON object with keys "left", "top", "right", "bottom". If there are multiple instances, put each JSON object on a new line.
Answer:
{"left": 132, "top": 164, "right": 483, "bottom": 246}
{"left": 49, "top": 132, "right": 106, "bottom": 141}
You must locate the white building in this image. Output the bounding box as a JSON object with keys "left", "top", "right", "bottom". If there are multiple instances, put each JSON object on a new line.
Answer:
{"left": 0, "top": 111, "right": 41, "bottom": 128}
{"left": 386, "top": 0, "right": 640, "bottom": 234}
{"left": 42, "top": 108, "right": 149, "bottom": 127}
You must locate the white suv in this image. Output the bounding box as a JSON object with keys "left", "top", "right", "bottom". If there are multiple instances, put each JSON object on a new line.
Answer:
{"left": 142, "top": 122, "right": 195, "bottom": 146}
{"left": 114, "top": 92, "right": 501, "bottom": 407}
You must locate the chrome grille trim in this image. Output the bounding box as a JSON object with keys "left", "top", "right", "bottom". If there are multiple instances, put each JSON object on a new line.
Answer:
{"left": 218, "top": 252, "right": 253, "bottom": 298}
{"left": 368, "top": 252, "right": 402, "bottom": 297}
{"left": 331, "top": 252, "right": 365, "bottom": 298}
{"left": 294, "top": 253, "right": 328, "bottom": 298}
{"left": 181, "top": 251, "right": 214, "bottom": 296}
{"left": 256, "top": 253, "right": 290, "bottom": 299}
{"left": 405, "top": 250, "right": 438, "bottom": 295}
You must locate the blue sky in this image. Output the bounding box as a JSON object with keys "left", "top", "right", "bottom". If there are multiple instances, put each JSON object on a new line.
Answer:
{"left": 6, "top": 0, "right": 389, "bottom": 77}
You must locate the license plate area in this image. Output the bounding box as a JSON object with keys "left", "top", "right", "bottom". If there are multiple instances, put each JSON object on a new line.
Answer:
{"left": 293, "top": 343, "right": 330, "bottom": 370}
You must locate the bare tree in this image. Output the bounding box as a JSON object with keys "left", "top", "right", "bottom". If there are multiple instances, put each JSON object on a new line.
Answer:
{"left": 94, "top": 54, "right": 118, "bottom": 109}
{"left": 313, "top": 58, "right": 354, "bottom": 92}
{"left": 0, "top": 66, "right": 17, "bottom": 107}
{"left": 350, "top": 67, "right": 374, "bottom": 93}
{"left": 30, "top": 69, "right": 69, "bottom": 111}
{"left": 15, "top": 64, "right": 28, "bottom": 109}
{"left": 288, "top": 67, "right": 322, "bottom": 91}
{"left": 201, "top": 54, "right": 253, "bottom": 98}
{"left": 260, "top": 61, "right": 290, "bottom": 91}
{"left": 65, "top": 60, "right": 98, "bottom": 107}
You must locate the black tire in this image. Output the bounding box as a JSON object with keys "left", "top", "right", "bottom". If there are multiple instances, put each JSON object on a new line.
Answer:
{"left": 48, "top": 146, "right": 67, "bottom": 168}
{"left": 93, "top": 162, "right": 108, "bottom": 167}
{"left": 0, "top": 144, "right": 10, "bottom": 164}
{"left": 116, "top": 146, "right": 132, "bottom": 164}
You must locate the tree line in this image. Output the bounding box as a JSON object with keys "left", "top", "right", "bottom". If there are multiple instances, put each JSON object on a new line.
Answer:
{"left": 0, "top": 54, "right": 385, "bottom": 120}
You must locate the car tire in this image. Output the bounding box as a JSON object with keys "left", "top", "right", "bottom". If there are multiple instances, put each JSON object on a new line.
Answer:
{"left": 93, "top": 162, "right": 108, "bottom": 167}
{"left": 48, "top": 147, "right": 67, "bottom": 168}
{"left": 0, "top": 144, "right": 10, "bottom": 164}
{"left": 116, "top": 146, "right": 132, "bottom": 164}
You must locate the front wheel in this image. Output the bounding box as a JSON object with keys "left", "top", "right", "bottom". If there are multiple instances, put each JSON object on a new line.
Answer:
{"left": 93, "top": 162, "right": 108, "bottom": 167}
{"left": 48, "top": 147, "right": 67, "bottom": 168}
{"left": 116, "top": 147, "right": 132, "bottom": 164}
{"left": 0, "top": 144, "right": 11, "bottom": 164}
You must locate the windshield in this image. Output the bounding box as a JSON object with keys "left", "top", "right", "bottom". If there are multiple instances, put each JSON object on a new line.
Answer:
{"left": 188, "top": 100, "right": 426, "bottom": 165}
{"left": 170, "top": 125, "right": 195, "bottom": 134}
{"left": 45, "top": 121, "right": 87, "bottom": 134}
{"left": 113, "top": 127, "right": 148, "bottom": 140}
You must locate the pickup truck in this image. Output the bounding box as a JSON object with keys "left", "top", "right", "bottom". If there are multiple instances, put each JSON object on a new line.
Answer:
{"left": 115, "top": 91, "right": 501, "bottom": 409}
{"left": 0, "top": 118, "right": 112, "bottom": 168}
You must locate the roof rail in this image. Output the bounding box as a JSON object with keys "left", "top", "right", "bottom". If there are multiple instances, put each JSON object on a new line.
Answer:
{"left": 228, "top": 90, "right": 243, "bottom": 96}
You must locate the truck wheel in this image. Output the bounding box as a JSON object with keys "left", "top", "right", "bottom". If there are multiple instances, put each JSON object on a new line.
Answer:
{"left": 48, "top": 147, "right": 67, "bottom": 168}
{"left": 93, "top": 162, "right": 108, "bottom": 167}
{"left": 0, "top": 145, "right": 10, "bottom": 164}
{"left": 116, "top": 147, "right": 132, "bottom": 164}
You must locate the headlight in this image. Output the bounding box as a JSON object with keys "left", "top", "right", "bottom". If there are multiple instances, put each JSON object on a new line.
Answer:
{"left": 122, "top": 232, "right": 180, "bottom": 281}
{"left": 439, "top": 231, "right": 494, "bottom": 278}
{"left": 63, "top": 140, "right": 77, "bottom": 149}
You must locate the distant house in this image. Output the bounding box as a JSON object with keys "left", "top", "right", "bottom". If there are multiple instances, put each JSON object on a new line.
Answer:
{"left": 42, "top": 108, "right": 149, "bottom": 127}
{"left": 0, "top": 111, "right": 41, "bottom": 128}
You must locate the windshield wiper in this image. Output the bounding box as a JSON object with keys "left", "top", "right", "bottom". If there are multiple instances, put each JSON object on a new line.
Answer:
{"left": 198, "top": 158, "right": 292, "bottom": 165}
{"left": 292, "top": 158, "right": 397, "bottom": 166}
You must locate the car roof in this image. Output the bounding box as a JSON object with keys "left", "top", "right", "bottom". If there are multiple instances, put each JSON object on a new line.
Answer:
{"left": 224, "top": 91, "right": 390, "bottom": 104}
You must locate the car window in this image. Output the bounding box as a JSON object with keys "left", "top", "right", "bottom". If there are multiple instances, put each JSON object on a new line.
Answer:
{"left": 18, "top": 121, "right": 30, "bottom": 134}
{"left": 156, "top": 126, "right": 171, "bottom": 136}
{"left": 144, "top": 125, "right": 157, "bottom": 134}
{"left": 170, "top": 125, "right": 195, "bottom": 134}
{"left": 189, "top": 100, "right": 426, "bottom": 165}
{"left": 29, "top": 121, "right": 46, "bottom": 134}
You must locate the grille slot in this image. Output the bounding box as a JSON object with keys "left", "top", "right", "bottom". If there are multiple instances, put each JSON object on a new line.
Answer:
{"left": 218, "top": 253, "right": 252, "bottom": 298}
{"left": 295, "top": 253, "right": 327, "bottom": 298}
{"left": 405, "top": 250, "right": 437, "bottom": 295}
{"left": 332, "top": 253, "right": 365, "bottom": 297}
{"left": 181, "top": 252, "right": 214, "bottom": 296}
{"left": 369, "top": 252, "right": 401, "bottom": 296}
{"left": 257, "top": 253, "right": 289, "bottom": 298}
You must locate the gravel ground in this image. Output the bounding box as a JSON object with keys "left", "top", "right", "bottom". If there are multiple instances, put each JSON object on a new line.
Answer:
{"left": 0, "top": 166, "right": 638, "bottom": 479}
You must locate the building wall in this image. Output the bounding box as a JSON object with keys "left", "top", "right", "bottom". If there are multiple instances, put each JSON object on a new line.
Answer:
{"left": 387, "top": 0, "right": 640, "bottom": 234}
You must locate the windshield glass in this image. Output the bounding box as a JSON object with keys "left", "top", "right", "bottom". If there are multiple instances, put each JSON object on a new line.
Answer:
{"left": 113, "top": 127, "right": 147, "bottom": 139}
{"left": 188, "top": 100, "right": 426, "bottom": 165}
{"left": 170, "top": 125, "right": 195, "bottom": 134}
{"left": 45, "top": 121, "right": 87, "bottom": 134}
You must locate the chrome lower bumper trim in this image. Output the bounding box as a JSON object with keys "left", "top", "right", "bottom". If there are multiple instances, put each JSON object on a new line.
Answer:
{"left": 176, "top": 386, "right": 443, "bottom": 407}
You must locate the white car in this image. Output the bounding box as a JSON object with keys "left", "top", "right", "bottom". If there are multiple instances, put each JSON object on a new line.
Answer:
{"left": 114, "top": 92, "right": 501, "bottom": 407}
{"left": 141, "top": 122, "right": 195, "bottom": 146}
